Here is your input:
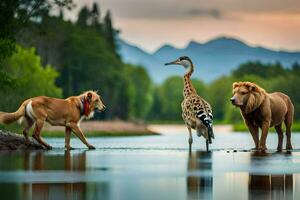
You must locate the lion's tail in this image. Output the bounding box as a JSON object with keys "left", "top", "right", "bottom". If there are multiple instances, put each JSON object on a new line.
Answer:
{"left": 0, "top": 100, "right": 30, "bottom": 124}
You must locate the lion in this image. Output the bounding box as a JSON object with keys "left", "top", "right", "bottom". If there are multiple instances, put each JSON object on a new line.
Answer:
{"left": 0, "top": 91, "right": 105, "bottom": 150}
{"left": 230, "top": 82, "right": 294, "bottom": 151}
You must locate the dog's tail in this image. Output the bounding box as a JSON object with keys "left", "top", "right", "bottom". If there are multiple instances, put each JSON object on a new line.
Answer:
{"left": 0, "top": 100, "right": 30, "bottom": 124}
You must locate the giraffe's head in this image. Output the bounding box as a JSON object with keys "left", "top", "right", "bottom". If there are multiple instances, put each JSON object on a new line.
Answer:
{"left": 165, "top": 56, "right": 193, "bottom": 69}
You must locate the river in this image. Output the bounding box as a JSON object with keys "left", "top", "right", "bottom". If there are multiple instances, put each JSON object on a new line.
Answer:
{"left": 0, "top": 128, "right": 300, "bottom": 200}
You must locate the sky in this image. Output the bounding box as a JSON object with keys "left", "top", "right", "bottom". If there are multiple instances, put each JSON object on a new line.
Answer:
{"left": 65, "top": 0, "right": 300, "bottom": 53}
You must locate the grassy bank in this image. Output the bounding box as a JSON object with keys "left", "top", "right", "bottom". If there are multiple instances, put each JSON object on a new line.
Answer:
{"left": 233, "top": 122, "right": 300, "bottom": 132}
{"left": 0, "top": 122, "right": 159, "bottom": 138}
{"left": 40, "top": 131, "right": 159, "bottom": 137}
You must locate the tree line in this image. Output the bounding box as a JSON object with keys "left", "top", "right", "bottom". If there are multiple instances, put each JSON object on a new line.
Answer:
{"left": 1, "top": 1, "right": 152, "bottom": 121}
{"left": 0, "top": 1, "right": 299, "bottom": 123}
{"left": 149, "top": 61, "right": 300, "bottom": 123}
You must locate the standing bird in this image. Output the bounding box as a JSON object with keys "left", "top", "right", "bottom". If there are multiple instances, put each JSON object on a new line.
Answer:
{"left": 165, "top": 56, "right": 214, "bottom": 151}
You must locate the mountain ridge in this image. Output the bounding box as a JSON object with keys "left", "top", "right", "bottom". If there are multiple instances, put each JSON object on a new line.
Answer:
{"left": 118, "top": 37, "right": 300, "bottom": 83}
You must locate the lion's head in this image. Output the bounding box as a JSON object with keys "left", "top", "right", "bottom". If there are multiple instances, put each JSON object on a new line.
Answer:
{"left": 230, "top": 82, "right": 266, "bottom": 114}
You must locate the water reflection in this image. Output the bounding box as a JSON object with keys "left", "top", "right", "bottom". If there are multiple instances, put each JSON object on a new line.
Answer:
{"left": 22, "top": 150, "right": 87, "bottom": 200}
{"left": 187, "top": 151, "right": 213, "bottom": 199}
{"left": 187, "top": 150, "right": 296, "bottom": 200}
{"left": 0, "top": 151, "right": 104, "bottom": 200}
{"left": 0, "top": 146, "right": 300, "bottom": 200}
{"left": 249, "top": 151, "right": 293, "bottom": 200}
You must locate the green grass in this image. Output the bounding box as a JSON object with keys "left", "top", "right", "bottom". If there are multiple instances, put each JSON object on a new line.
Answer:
{"left": 233, "top": 122, "right": 300, "bottom": 132}
{"left": 147, "top": 120, "right": 185, "bottom": 125}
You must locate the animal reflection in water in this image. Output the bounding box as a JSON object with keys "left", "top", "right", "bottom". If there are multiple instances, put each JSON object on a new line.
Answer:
{"left": 19, "top": 151, "right": 109, "bottom": 200}
{"left": 187, "top": 151, "right": 213, "bottom": 199}
{"left": 248, "top": 151, "right": 293, "bottom": 200}
{"left": 187, "top": 151, "right": 295, "bottom": 200}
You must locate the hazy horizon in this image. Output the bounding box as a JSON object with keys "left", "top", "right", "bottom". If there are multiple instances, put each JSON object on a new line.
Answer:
{"left": 63, "top": 0, "right": 300, "bottom": 53}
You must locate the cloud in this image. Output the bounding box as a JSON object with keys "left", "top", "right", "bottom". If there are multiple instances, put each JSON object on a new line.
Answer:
{"left": 184, "top": 9, "right": 222, "bottom": 19}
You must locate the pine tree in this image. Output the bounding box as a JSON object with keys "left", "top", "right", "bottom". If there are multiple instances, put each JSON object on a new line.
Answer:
{"left": 91, "top": 3, "right": 100, "bottom": 26}
{"left": 76, "top": 6, "right": 89, "bottom": 27}
{"left": 103, "top": 10, "right": 116, "bottom": 51}
{"left": 59, "top": 9, "right": 64, "bottom": 20}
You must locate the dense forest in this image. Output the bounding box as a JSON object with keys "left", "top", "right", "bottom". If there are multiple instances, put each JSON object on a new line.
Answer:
{"left": 0, "top": 0, "right": 299, "bottom": 124}
{"left": 0, "top": 0, "right": 152, "bottom": 121}
{"left": 151, "top": 61, "right": 300, "bottom": 123}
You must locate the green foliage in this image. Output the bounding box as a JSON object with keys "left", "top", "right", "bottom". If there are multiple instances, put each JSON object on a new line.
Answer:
{"left": 125, "top": 65, "right": 153, "bottom": 120}
{"left": 149, "top": 76, "right": 206, "bottom": 121}
{"left": 0, "top": 46, "right": 62, "bottom": 112}
{"left": 18, "top": 9, "right": 152, "bottom": 120}
{"left": 233, "top": 122, "right": 300, "bottom": 132}
{"left": 0, "top": 0, "right": 73, "bottom": 89}
{"left": 2, "top": 1, "right": 299, "bottom": 124}
{"left": 269, "top": 74, "right": 300, "bottom": 120}
{"left": 232, "top": 61, "right": 287, "bottom": 78}
{"left": 149, "top": 61, "right": 300, "bottom": 123}
{"left": 103, "top": 10, "right": 117, "bottom": 51}
{"left": 206, "top": 76, "right": 232, "bottom": 121}
{"left": 218, "top": 62, "right": 300, "bottom": 123}
{"left": 76, "top": 6, "right": 90, "bottom": 27}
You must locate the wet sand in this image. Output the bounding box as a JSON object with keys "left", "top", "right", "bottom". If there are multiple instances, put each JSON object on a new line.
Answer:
{"left": 42, "top": 121, "right": 157, "bottom": 136}
{"left": 0, "top": 129, "right": 299, "bottom": 200}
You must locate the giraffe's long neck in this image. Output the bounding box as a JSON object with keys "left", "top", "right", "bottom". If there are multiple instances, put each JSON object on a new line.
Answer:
{"left": 183, "top": 64, "right": 196, "bottom": 98}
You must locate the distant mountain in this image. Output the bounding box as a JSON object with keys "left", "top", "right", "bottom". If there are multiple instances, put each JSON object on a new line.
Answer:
{"left": 118, "top": 37, "right": 300, "bottom": 83}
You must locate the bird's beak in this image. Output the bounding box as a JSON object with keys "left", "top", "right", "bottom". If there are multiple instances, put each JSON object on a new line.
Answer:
{"left": 165, "top": 60, "right": 180, "bottom": 66}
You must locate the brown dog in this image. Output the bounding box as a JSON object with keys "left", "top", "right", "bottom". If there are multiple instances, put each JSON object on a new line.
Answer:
{"left": 230, "top": 82, "right": 294, "bottom": 151}
{"left": 0, "top": 91, "right": 105, "bottom": 150}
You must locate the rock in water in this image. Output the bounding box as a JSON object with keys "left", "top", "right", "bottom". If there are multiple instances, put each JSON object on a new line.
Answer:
{"left": 0, "top": 130, "right": 44, "bottom": 150}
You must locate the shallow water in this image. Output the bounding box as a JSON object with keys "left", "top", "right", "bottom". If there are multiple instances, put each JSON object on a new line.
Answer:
{"left": 1, "top": 131, "right": 300, "bottom": 200}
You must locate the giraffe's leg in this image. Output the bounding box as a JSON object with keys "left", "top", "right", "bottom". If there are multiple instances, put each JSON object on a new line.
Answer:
{"left": 206, "top": 139, "right": 209, "bottom": 152}
{"left": 187, "top": 126, "right": 193, "bottom": 152}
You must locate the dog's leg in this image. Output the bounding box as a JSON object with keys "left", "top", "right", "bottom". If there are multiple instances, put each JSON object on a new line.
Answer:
{"left": 23, "top": 117, "right": 34, "bottom": 145}
{"left": 69, "top": 123, "right": 95, "bottom": 149}
{"left": 259, "top": 121, "right": 269, "bottom": 150}
{"left": 246, "top": 122, "right": 259, "bottom": 150}
{"left": 65, "top": 127, "right": 73, "bottom": 150}
{"left": 32, "top": 119, "right": 52, "bottom": 150}
{"left": 275, "top": 123, "right": 283, "bottom": 152}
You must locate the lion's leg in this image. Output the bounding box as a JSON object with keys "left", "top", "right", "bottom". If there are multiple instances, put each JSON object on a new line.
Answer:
{"left": 259, "top": 121, "right": 269, "bottom": 150}
{"left": 68, "top": 123, "right": 95, "bottom": 150}
{"left": 285, "top": 119, "right": 293, "bottom": 150}
{"left": 275, "top": 123, "right": 283, "bottom": 152}
{"left": 32, "top": 119, "right": 52, "bottom": 150}
{"left": 23, "top": 116, "right": 34, "bottom": 145}
{"left": 247, "top": 123, "right": 259, "bottom": 150}
{"left": 65, "top": 127, "right": 73, "bottom": 150}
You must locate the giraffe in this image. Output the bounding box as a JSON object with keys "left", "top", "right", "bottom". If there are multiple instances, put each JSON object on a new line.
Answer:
{"left": 165, "top": 56, "right": 214, "bottom": 152}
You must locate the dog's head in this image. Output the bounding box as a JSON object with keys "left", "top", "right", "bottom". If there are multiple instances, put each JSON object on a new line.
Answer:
{"left": 230, "top": 82, "right": 265, "bottom": 113}
{"left": 85, "top": 91, "right": 106, "bottom": 112}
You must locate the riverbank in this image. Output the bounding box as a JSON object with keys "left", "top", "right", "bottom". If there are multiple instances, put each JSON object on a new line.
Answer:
{"left": 233, "top": 122, "right": 300, "bottom": 132}
{"left": 0, "top": 130, "right": 43, "bottom": 150}
{"left": 148, "top": 124, "right": 233, "bottom": 134}
{"left": 0, "top": 121, "right": 159, "bottom": 138}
